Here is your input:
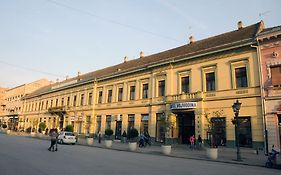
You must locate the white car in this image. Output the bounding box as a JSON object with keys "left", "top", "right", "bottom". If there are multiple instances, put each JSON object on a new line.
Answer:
{"left": 57, "top": 131, "right": 77, "bottom": 144}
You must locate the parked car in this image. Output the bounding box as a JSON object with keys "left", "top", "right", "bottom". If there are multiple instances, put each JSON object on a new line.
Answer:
{"left": 57, "top": 131, "right": 77, "bottom": 145}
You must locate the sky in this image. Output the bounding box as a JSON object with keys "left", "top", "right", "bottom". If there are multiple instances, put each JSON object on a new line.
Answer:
{"left": 0, "top": 0, "right": 280, "bottom": 88}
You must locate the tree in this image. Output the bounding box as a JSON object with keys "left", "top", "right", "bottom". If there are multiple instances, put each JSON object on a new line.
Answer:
{"left": 38, "top": 122, "right": 46, "bottom": 133}
{"left": 161, "top": 112, "right": 176, "bottom": 145}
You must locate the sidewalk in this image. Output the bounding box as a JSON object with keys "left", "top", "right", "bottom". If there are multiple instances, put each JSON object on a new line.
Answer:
{"left": 0, "top": 131, "right": 271, "bottom": 167}
{"left": 76, "top": 138, "right": 268, "bottom": 167}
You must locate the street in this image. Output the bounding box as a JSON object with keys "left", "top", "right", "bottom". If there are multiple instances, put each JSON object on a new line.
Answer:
{"left": 0, "top": 134, "right": 279, "bottom": 175}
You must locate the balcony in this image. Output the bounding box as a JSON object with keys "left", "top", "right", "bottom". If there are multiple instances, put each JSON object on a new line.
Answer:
{"left": 48, "top": 106, "right": 67, "bottom": 116}
{"left": 167, "top": 91, "right": 203, "bottom": 102}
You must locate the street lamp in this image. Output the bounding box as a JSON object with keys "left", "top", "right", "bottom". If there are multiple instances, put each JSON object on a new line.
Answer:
{"left": 232, "top": 99, "right": 242, "bottom": 161}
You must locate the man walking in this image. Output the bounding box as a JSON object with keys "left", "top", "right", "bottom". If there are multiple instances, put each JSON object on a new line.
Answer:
{"left": 48, "top": 129, "right": 58, "bottom": 152}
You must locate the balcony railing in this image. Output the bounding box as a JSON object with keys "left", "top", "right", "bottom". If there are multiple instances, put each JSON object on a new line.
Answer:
{"left": 167, "top": 91, "right": 203, "bottom": 102}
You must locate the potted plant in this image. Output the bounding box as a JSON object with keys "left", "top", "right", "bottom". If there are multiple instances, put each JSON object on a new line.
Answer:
{"left": 38, "top": 122, "right": 46, "bottom": 135}
{"left": 204, "top": 110, "right": 224, "bottom": 160}
{"left": 127, "top": 128, "right": 139, "bottom": 151}
{"left": 65, "top": 125, "right": 74, "bottom": 132}
{"left": 104, "top": 128, "right": 114, "bottom": 148}
{"left": 161, "top": 112, "right": 176, "bottom": 155}
{"left": 2, "top": 124, "right": 8, "bottom": 134}
{"left": 86, "top": 134, "right": 94, "bottom": 146}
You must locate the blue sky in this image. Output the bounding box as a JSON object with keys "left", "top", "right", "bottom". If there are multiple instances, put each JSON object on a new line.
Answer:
{"left": 0, "top": 0, "right": 280, "bottom": 88}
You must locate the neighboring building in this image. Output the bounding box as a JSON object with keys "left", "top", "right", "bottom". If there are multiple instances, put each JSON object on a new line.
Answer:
{"left": 22, "top": 21, "right": 266, "bottom": 149}
{"left": 1, "top": 79, "right": 50, "bottom": 130}
{"left": 22, "top": 76, "right": 94, "bottom": 135}
{"left": 0, "top": 87, "right": 8, "bottom": 125}
{"left": 257, "top": 25, "right": 281, "bottom": 151}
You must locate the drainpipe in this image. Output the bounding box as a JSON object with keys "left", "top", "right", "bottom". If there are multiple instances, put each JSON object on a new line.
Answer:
{"left": 251, "top": 43, "right": 268, "bottom": 155}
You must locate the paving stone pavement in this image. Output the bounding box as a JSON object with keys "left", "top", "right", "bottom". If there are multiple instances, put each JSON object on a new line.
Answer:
{"left": 2, "top": 131, "right": 279, "bottom": 168}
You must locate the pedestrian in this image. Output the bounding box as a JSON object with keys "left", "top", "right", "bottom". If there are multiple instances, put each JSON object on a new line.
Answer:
{"left": 144, "top": 131, "right": 151, "bottom": 146}
{"left": 48, "top": 129, "right": 58, "bottom": 152}
{"left": 98, "top": 130, "right": 102, "bottom": 144}
{"left": 121, "top": 131, "right": 127, "bottom": 143}
{"left": 197, "top": 135, "right": 202, "bottom": 149}
{"left": 54, "top": 128, "right": 58, "bottom": 151}
{"left": 189, "top": 135, "right": 195, "bottom": 150}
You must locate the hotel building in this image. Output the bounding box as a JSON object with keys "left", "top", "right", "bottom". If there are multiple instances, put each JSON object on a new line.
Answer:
{"left": 21, "top": 21, "right": 267, "bottom": 149}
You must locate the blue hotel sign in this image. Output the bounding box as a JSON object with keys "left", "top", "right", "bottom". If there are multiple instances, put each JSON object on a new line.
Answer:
{"left": 170, "top": 102, "right": 197, "bottom": 110}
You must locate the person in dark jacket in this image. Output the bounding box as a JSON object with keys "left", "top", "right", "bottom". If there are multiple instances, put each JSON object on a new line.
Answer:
{"left": 48, "top": 129, "right": 58, "bottom": 152}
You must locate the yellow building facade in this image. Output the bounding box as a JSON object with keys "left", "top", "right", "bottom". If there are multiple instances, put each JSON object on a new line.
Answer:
{"left": 21, "top": 21, "right": 266, "bottom": 149}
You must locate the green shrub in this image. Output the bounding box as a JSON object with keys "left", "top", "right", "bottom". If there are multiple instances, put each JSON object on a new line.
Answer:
{"left": 39, "top": 122, "right": 46, "bottom": 131}
{"left": 104, "top": 128, "right": 114, "bottom": 140}
{"left": 128, "top": 128, "right": 139, "bottom": 142}
{"left": 2, "top": 124, "right": 7, "bottom": 129}
{"left": 26, "top": 127, "right": 32, "bottom": 133}
{"left": 65, "top": 125, "right": 74, "bottom": 132}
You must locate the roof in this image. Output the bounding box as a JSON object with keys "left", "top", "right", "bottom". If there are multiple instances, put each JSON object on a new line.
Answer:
{"left": 24, "top": 21, "right": 264, "bottom": 99}
{"left": 257, "top": 25, "right": 281, "bottom": 39}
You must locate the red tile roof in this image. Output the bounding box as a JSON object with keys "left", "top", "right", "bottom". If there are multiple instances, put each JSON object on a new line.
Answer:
{"left": 24, "top": 21, "right": 264, "bottom": 99}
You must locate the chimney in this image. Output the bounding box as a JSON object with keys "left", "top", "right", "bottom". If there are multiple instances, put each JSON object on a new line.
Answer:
{"left": 77, "top": 71, "right": 81, "bottom": 77}
{"left": 189, "top": 35, "right": 195, "bottom": 44}
{"left": 124, "top": 56, "right": 128, "bottom": 63}
{"left": 237, "top": 21, "right": 243, "bottom": 30}
{"left": 65, "top": 75, "right": 69, "bottom": 80}
{"left": 140, "top": 51, "right": 144, "bottom": 58}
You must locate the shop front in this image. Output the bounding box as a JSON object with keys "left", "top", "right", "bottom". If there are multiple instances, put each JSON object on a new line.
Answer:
{"left": 170, "top": 102, "right": 197, "bottom": 144}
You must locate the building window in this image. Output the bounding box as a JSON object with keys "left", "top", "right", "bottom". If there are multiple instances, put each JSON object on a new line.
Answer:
{"left": 86, "top": 116, "right": 91, "bottom": 135}
{"left": 80, "top": 94, "right": 84, "bottom": 106}
{"left": 271, "top": 65, "right": 281, "bottom": 86}
{"left": 129, "top": 86, "right": 135, "bottom": 100}
{"left": 98, "top": 91, "right": 103, "bottom": 104}
{"left": 118, "top": 88, "right": 123, "bottom": 102}
{"left": 55, "top": 99, "right": 58, "bottom": 107}
{"left": 141, "top": 114, "right": 149, "bottom": 133}
{"left": 88, "top": 92, "right": 93, "bottom": 105}
{"left": 238, "top": 117, "right": 252, "bottom": 147}
{"left": 158, "top": 80, "right": 165, "bottom": 97}
{"left": 67, "top": 96, "right": 70, "bottom": 107}
{"left": 106, "top": 115, "right": 112, "bottom": 129}
{"left": 209, "top": 118, "right": 226, "bottom": 146}
{"left": 206, "top": 72, "right": 215, "bottom": 91}
{"left": 61, "top": 98, "right": 64, "bottom": 107}
{"left": 156, "top": 113, "right": 165, "bottom": 143}
{"left": 73, "top": 95, "right": 77, "bottom": 107}
{"left": 235, "top": 67, "right": 248, "bottom": 88}
{"left": 107, "top": 90, "right": 112, "bottom": 103}
{"left": 127, "top": 114, "right": 135, "bottom": 133}
{"left": 181, "top": 76, "right": 189, "bottom": 93}
{"left": 96, "top": 116, "right": 101, "bottom": 133}
{"left": 46, "top": 100, "right": 48, "bottom": 109}
{"left": 41, "top": 101, "right": 44, "bottom": 110}
{"left": 142, "top": 83, "right": 148, "bottom": 99}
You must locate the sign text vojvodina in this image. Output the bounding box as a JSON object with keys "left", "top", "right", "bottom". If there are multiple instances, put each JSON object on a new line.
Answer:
{"left": 170, "top": 102, "right": 197, "bottom": 110}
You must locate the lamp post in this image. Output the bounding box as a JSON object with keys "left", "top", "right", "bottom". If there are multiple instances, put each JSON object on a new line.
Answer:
{"left": 232, "top": 99, "right": 242, "bottom": 161}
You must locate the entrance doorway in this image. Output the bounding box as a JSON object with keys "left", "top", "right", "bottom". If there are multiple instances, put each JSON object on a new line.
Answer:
{"left": 115, "top": 121, "right": 122, "bottom": 140}
{"left": 177, "top": 112, "right": 195, "bottom": 144}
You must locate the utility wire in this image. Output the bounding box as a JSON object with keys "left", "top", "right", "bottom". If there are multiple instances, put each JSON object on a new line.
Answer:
{"left": 0, "top": 60, "right": 65, "bottom": 78}
{"left": 44, "top": 0, "right": 180, "bottom": 42}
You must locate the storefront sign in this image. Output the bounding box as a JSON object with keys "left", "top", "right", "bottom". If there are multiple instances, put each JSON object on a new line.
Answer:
{"left": 170, "top": 102, "right": 197, "bottom": 110}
